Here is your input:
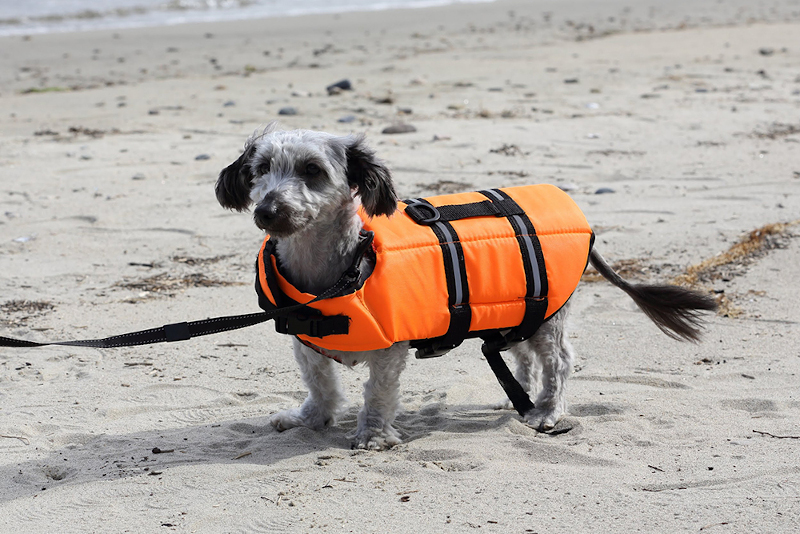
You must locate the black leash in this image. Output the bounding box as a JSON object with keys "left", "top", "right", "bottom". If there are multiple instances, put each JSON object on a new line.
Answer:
{"left": 0, "top": 256, "right": 362, "bottom": 350}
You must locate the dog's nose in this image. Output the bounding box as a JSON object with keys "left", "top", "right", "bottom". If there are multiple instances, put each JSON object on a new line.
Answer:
{"left": 254, "top": 201, "right": 279, "bottom": 229}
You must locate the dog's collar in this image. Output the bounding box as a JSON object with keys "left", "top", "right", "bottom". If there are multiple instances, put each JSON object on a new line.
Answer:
{"left": 296, "top": 336, "right": 344, "bottom": 364}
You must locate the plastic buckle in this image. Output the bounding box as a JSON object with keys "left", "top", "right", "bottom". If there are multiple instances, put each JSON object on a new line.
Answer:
{"left": 404, "top": 203, "right": 441, "bottom": 225}
{"left": 275, "top": 314, "right": 349, "bottom": 338}
{"left": 481, "top": 330, "right": 516, "bottom": 354}
{"left": 414, "top": 344, "right": 455, "bottom": 359}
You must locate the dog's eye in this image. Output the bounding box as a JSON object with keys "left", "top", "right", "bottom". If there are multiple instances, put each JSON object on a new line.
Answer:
{"left": 256, "top": 160, "right": 270, "bottom": 175}
{"left": 306, "top": 163, "right": 321, "bottom": 176}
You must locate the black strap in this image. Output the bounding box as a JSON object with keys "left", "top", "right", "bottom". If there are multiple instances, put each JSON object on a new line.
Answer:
{"left": 0, "top": 239, "right": 368, "bottom": 350}
{"left": 405, "top": 198, "right": 525, "bottom": 225}
{"left": 479, "top": 189, "right": 548, "bottom": 344}
{"left": 405, "top": 199, "right": 471, "bottom": 358}
{"left": 0, "top": 312, "right": 276, "bottom": 349}
{"left": 482, "top": 341, "right": 535, "bottom": 417}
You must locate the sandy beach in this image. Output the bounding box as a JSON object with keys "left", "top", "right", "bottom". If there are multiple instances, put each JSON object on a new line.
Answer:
{"left": 2, "top": 0, "right": 800, "bottom": 531}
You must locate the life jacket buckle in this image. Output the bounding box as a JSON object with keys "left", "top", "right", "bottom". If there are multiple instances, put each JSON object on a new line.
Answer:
{"left": 275, "top": 313, "right": 349, "bottom": 338}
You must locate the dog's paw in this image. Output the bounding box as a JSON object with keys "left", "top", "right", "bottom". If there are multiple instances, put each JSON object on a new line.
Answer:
{"left": 270, "top": 408, "right": 332, "bottom": 432}
{"left": 523, "top": 407, "right": 562, "bottom": 432}
{"left": 352, "top": 425, "right": 402, "bottom": 451}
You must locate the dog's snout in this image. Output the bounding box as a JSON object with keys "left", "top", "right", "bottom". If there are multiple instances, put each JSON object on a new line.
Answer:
{"left": 254, "top": 200, "right": 279, "bottom": 228}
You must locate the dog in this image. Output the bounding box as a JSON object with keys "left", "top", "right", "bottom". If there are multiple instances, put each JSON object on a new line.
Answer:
{"left": 215, "top": 125, "right": 717, "bottom": 450}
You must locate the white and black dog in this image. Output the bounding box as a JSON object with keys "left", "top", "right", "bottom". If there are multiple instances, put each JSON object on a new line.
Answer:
{"left": 215, "top": 125, "right": 716, "bottom": 450}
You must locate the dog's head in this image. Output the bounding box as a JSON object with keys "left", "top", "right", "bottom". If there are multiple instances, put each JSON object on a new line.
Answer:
{"left": 215, "top": 126, "right": 397, "bottom": 237}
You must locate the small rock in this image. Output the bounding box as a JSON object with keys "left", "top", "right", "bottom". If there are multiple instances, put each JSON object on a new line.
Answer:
{"left": 326, "top": 79, "right": 352, "bottom": 95}
{"left": 148, "top": 109, "right": 159, "bottom": 115}
{"left": 758, "top": 47, "right": 774, "bottom": 56}
{"left": 132, "top": 173, "right": 146, "bottom": 180}
{"left": 337, "top": 115, "right": 356, "bottom": 123}
{"left": 278, "top": 106, "right": 298, "bottom": 116}
{"left": 556, "top": 182, "right": 579, "bottom": 192}
{"left": 195, "top": 154, "right": 211, "bottom": 161}
{"left": 594, "top": 187, "right": 615, "bottom": 194}
{"left": 223, "top": 100, "right": 235, "bottom": 107}
{"left": 397, "top": 107, "right": 413, "bottom": 115}
{"left": 564, "top": 78, "right": 579, "bottom": 84}
{"left": 382, "top": 123, "right": 417, "bottom": 134}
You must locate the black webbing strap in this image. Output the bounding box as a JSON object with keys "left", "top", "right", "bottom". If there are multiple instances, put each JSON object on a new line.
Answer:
{"left": 405, "top": 198, "right": 471, "bottom": 358}
{"left": 0, "top": 312, "right": 274, "bottom": 349}
{"left": 0, "top": 237, "right": 369, "bottom": 350}
{"left": 405, "top": 198, "right": 525, "bottom": 225}
{"left": 479, "top": 189, "right": 549, "bottom": 344}
{"left": 482, "top": 341, "right": 535, "bottom": 417}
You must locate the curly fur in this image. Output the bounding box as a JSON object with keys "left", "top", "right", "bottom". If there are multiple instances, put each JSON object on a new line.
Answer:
{"left": 216, "top": 127, "right": 716, "bottom": 450}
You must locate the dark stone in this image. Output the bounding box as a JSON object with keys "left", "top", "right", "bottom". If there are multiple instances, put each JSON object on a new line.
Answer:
{"left": 326, "top": 79, "right": 352, "bottom": 94}
{"left": 382, "top": 123, "right": 417, "bottom": 134}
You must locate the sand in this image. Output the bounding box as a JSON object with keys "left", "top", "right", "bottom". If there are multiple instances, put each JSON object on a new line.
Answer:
{"left": 1, "top": 0, "right": 800, "bottom": 531}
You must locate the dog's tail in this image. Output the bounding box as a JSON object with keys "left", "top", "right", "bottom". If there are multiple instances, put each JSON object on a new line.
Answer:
{"left": 588, "top": 249, "right": 718, "bottom": 342}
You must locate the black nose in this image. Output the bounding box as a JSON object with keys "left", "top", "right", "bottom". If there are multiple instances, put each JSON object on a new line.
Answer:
{"left": 254, "top": 201, "right": 279, "bottom": 229}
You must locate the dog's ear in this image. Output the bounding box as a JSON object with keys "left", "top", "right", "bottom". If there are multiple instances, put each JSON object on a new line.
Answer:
{"left": 215, "top": 144, "right": 256, "bottom": 212}
{"left": 345, "top": 136, "right": 397, "bottom": 217}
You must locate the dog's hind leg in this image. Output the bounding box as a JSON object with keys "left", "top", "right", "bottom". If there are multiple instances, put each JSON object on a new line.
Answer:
{"left": 524, "top": 303, "right": 575, "bottom": 431}
{"left": 270, "top": 339, "right": 348, "bottom": 432}
{"left": 353, "top": 343, "right": 409, "bottom": 450}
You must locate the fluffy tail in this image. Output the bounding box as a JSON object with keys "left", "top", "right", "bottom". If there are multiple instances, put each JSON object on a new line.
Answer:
{"left": 589, "top": 249, "right": 717, "bottom": 342}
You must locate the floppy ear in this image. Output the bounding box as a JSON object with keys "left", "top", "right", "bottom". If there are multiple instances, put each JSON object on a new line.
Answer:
{"left": 345, "top": 136, "right": 397, "bottom": 217}
{"left": 215, "top": 144, "right": 256, "bottom": 212}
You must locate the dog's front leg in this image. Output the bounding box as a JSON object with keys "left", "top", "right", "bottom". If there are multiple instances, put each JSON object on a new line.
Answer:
{"left": 353, "top": 343, "right": 409, "bottom": 450}
{"left": 271, "top": 339, "right": 347, "bottom": 432}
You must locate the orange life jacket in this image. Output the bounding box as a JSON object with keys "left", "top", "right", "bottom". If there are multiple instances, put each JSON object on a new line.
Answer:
{"left": 255, "top": 184, "right": 594, "bottom": 355}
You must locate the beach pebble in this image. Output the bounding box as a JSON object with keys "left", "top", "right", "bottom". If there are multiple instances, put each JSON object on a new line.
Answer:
{"left": 758, "top": 47, "right": 774, "bottom": 56}
{"left": 278, "top": 106, "right": 298, "bottom": 116}
{"left": 556, "top": 182, "right": 579, "bottom": 192}
{"left": 594, "top": 187, "right": 615, "bottom": 194}
{"left": 223, "top": 100, "right": 235, "bottom": 107}
{"left": 132, "top": 173, "right": 146, "bottom": 180}
{"left": 195, "top": 154, "right": 211, "bottom": 161}
{"left": 326, "top": 79, "right": 352, "bottom": 94}
{"left": 337, "top": 115, "right": 357, "bottom": 123}
{"left": 382, "top": 123, "right": 417, "bottom": 134}
{"left": 397, "top": 107, "right": 413, "bottom": 115}
{"left": 564, "top": 78, "right": 579, "bottom": 84}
